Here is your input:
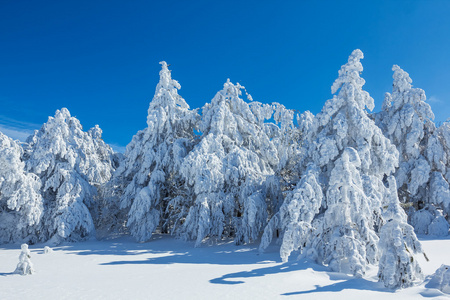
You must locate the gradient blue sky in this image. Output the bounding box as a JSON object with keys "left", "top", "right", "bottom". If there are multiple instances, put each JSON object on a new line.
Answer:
{"left": 1, "top": 0, "right": 450, "bottom": 151}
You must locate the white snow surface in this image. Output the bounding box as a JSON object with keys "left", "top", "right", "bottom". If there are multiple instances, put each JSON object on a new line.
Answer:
{"left": 0, "top": 236, "right": 449, "bottom": 299}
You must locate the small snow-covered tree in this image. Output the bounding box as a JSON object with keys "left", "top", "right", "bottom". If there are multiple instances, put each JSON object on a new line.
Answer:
{"left": 378, "top": 176, "right": 424, "bottom": 289}
{"left": 175, "top": 80, "right": 278, "bottom": 246}
{"left": 261, "top": 50, "right": 399, "bottom": 277}
{"left": 106, "top": 62, "right": 198, "bottom": 242}
{"left": 14, "top": 244, "right": 34, "bottom": 275}
{"left": 0, "top": 132, "right": 43, "bottom": 244}
{"left": 25, "top": 108, "right": 115, "bottom": 243}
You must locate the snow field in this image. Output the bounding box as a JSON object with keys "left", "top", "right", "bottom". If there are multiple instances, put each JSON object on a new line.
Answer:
{"left": 1, "top": 235, "right": 449, "bottom": 299}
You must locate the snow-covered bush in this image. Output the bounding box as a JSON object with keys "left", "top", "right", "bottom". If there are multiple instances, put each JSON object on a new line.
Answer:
{"left": 378, "top": 176, "right": 424, "bottom": 289}
{"left": 105, "top": 62, "right": 198, "bottom": 242}
{"left": 174, "top": 80, "right": 278, "bottom": 246}
{"left": 0, "top": 132, "right": 43, "bottom": 244}
{"left": 24, "top": 108, "right": 115, "bottom": 243}
{"left": 260, "top": 49, "right": 400, "bottom": 278}
{"left": 14, "top": 244, "right": 34, "bottom": 275}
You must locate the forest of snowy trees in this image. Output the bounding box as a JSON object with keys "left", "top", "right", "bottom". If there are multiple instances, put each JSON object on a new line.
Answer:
{"left": 1, "top": 50, "right": 450, "bottom": 289}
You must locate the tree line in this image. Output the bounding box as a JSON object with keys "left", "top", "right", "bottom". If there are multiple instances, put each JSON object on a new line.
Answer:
{"left": 1, "top": 50, "right": 449, "bottom": 288}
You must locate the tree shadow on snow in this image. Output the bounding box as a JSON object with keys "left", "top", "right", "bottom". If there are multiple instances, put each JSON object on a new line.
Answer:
{"left": 210, "top": 259, "right": 387, "bottom": 296}
{"left": 280, "top": 275, "right": 389, "bottom": 296}
{"left": 209, "top": 260, "right": 329, "bottom": 285}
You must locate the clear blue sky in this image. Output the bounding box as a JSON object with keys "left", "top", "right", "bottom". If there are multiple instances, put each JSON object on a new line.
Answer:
{"left": 1, "top": 0, "right": 450, "bottom": 151}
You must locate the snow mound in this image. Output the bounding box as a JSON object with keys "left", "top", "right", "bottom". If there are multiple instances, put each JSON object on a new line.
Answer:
{"left": 43, "top": 246, "right": 53, "bottom": 254}
{"left": 428, "top": 265, "right": 450, "bottom": 294}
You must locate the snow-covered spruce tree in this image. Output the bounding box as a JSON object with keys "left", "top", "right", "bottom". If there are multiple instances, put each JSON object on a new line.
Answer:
{"left": 423, "top": 121, "right": 450, "bottom": 234}
{"left": 106, "top": 62, "right": 198, "bottom": 242}
{"left": 261, "top": 50, "right": 399, "bottom": 277}
{"left": 378, "top": 65, "right": 449, "bottom": 235}
{"left": 0, "top": 132, "right": 43, "bottom": 244}
{"left": 24, "top": 108, "right": 115, "bottom": 243}
{"left": 258, "top": 108, "right": 313, "bottom": 253}
{"left": 268, "top": 104, "right": 304, "bottom": 189}
{"left": 263, "top": 104, "right": 308, "bottom": 217}
{"left": 88, "top": 125, "right": 122, "bottom": 232}
{"left": 378, "top": 176, "right": 424, "bottom": 289}
{"left": 174, "top": 80, "right": 278, "bottom": 246}
{"left": 377, "top": 65, "right": 434, "bottom": 207}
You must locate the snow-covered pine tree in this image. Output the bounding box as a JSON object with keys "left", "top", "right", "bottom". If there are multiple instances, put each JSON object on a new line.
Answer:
{"left": 86, "top": 125, "right": 118, "bottom": 187}
{"left": 269, "top": 104, "right": 304, "bottom": 190}
{"left": 261, "top": 50, "right": 399, "bottom": 277}
{"left": 378, "top": 176, "right": 424, "bottom": 289}
{"left": 317, "top": 147, "right": 379, "bottom": 276}
{"left": 377, "top": 65, "right": 434, "bottom": 207}
{"left": 0, "top": 132, "right": 43, "bottom": 244}
{"left": 87, "top": 125, "right": 122, "bottom": 230}
{"left": 259, "top": 109, "right": 314, "bottom": 255}
{"left": 24, "top": 108, "right": 115, "bottom": 243}
{"left": 424, "top": 121, "right": 450, "bottom": 234}
{"left": 378, "top": 65, "right": 449, "bottom": 235}
{"left": 174, "top": 80, "right": 279, "bottom": 246}
{"left": 107, "top": 62, "right": 198, "bottom": 242}
{"left": 263, "top": 104, "right": 307, "bottom": 217}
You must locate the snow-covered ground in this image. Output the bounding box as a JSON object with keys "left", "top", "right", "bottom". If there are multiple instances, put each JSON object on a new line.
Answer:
{"left": 0, "top": 235, "right": 449, "bottom": 299}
